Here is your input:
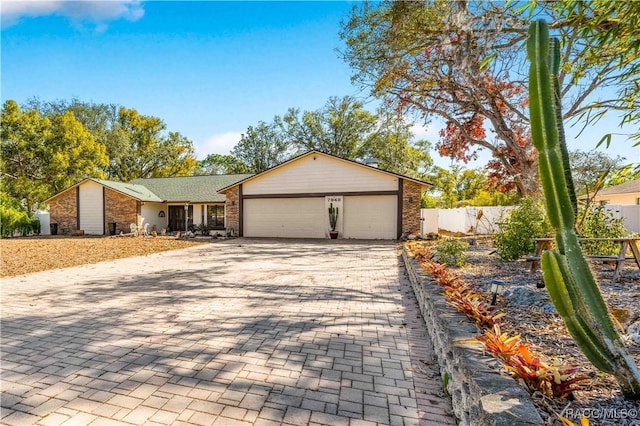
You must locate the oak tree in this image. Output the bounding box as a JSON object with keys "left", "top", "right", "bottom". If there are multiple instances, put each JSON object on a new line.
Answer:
{"left": 1, "top": 100, "right": 109, "bottom": 209}
{"left": 341, "top": 1, "right": 638, "bottom": 195}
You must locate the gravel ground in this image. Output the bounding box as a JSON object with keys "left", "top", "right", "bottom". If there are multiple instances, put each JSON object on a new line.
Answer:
{"left": 446, "top": 239, "right": 640, "bottom": 425}
{"left": 0, "top": 236, "right": 205, "bottom": 277}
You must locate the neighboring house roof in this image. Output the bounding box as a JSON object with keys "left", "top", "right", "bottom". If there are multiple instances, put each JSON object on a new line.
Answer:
{"left": 593, "top": 179, "right": 640, "bottom": 197}
{"left": 130, "top": 174, "right": 254, "bottom": 203}
{"left": 217, "top": 150, "right": 433, "bottom": 193}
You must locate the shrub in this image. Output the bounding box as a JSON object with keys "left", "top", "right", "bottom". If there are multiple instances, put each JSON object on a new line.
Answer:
{"left": 432, "top": 238, "right": 469, "bottom": 267}
{"left": 578, "top": 204, "right": 627, "bottom": 255}
{"left": 495, "top": 197, "right": 551, "bottom": 261}
{"left": 0, "top": 204, "right": 40, "bottom": 237}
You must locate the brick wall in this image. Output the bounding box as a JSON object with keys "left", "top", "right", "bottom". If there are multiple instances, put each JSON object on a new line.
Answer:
{"left": 105, "top": 188, "right": 138, "bottom": 235}
{"left": 223, "top": 186, "right": 239, "bottom": 236}
{"left": 49, "top": 189, "right": 78, "bottom": 235}
{"left": 402, "top": 180, "right": 422, "bottom": 234}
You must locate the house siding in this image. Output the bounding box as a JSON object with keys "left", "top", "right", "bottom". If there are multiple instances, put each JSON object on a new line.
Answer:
{"left": 593, "top": 193, "right": 640, "bottom": 205}
{"left": 402, "top": 180, "right": 422, "bottom": 234}
{"left": 242, "top": 154, "right": 398, "bottom": 195}
{"left": 105, "top": 188, "right": 138, "bottom": 235}
{"left": 224, "top": 186, "right": 240, "bottom": 236}
{"left": 49, "top": 189, "right": 78, "bottom": 235}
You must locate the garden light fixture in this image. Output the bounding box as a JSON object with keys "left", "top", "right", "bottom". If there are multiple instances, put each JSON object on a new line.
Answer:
{"left": 490, "top": 279, "right": 506, "bottom": 305}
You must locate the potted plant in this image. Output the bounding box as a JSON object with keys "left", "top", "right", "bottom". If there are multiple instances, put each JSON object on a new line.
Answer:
{"left": 328, "top": 203, "right": 339, "bottom": 239}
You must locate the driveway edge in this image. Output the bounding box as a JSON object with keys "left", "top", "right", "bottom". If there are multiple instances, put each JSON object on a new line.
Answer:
{"left": 402, "top": 246, "right": 543, "bottom": 425}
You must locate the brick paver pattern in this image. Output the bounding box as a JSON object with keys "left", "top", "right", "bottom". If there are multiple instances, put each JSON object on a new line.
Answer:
{"left": 1, "top": 239, "right": 455, "bottom": 425}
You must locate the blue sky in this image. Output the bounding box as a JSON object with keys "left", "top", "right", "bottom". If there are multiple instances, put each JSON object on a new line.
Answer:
{"left": 1, "top": 1, "right": 636, "bottom": 168}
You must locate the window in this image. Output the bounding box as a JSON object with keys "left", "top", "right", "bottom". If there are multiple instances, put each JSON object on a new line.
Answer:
{"left": 207, "top": 205, "right": 225, "bottom": 228}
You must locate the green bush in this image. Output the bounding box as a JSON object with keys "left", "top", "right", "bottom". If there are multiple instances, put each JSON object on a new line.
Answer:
{"left": 0, "top": 205, "right": 40, "bottom": 237}
{"left": 433, "top": 238, "right": 469, "bottom": 267}
{"left": 495, "top": 197, "right": 552, "bottom": 261}
{"left": 578, "top": 205, "right": 627, "bottom": 255}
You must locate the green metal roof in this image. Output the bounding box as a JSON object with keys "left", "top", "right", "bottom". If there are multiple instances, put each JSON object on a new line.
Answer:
{"left": 130, "top": 174, "right": 253, "bottom": 203}
{"left": 94, "top": 179, "right": 163, "bottom": 202}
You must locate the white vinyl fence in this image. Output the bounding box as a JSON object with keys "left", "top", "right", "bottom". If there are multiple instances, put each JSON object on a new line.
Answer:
{"left": 604, "top": 204, "right": 640, "bottom": 234}
{"left": 421, "top": 204, "right": 640, "bottom": 236}
{"left": 421, "top": 206, "right": 515, "bottom": 235}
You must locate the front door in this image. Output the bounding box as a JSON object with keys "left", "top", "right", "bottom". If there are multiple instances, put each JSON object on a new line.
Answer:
{"left": 168, "top": 205, "right": 193, "bottom": 232}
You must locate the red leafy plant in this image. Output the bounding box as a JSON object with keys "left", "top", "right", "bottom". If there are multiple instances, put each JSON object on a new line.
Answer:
{"left": 477, "top": 325, "right": 588, "bottom": 398}
{"left": 408, "top": 241, "right": 504, "bottom": 328}
{"left": 406, "top": 241, "right": 587, "bottom": 398}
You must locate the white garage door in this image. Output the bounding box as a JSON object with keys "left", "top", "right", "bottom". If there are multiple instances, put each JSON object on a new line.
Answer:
{"left": 343, "top": 195, "right": 397, "bottom": 239}
{"left": 79, "top": 182, "right": 104, "bottom": 235}
{"left": 244, "top": 198, "right": 326, "bottom": 238}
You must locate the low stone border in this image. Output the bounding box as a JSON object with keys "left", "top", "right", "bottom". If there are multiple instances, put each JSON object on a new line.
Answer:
{"left": 402, "top": 246, "right": 543, "bottom": 425}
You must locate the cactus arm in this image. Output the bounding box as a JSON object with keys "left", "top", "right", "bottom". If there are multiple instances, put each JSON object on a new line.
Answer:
{"left": 527, "top": 21, "right": 575, "bottom": 231}
{"left": 549, "top": 38, "right": 578, "bottom": 219}
{"left": 528, "top": 19, "right": 640, "bottom": 398}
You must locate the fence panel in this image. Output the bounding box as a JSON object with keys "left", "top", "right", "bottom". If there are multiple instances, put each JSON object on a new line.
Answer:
{"left": 420, "top": 206, "right": 516, "bottom": 235}
{"left": 604, "top": 204, "right": 640, "bottom": 234}
{"left": 421, "top": 204, "right": 639, "bottom": 236}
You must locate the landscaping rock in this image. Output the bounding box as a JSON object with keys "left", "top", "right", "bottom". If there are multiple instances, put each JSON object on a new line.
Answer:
{"left": 541, "top": 303, "right": 556, "bottom": 314}
{"left": 627, "top": 321, "right": 640, "bottom": 345}
{"left": 504, "top": 285, "right": 550, "bottom": 308}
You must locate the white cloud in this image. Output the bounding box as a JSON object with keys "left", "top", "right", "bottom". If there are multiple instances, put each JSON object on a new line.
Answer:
{"left": 1, "top": 0, "right": 145, "bottom": 29}
{"left": 410, "top": 123, "right": 439, "bottom": 140}
{"left": 196, "top": 132, "right": 243, "bottom": 159}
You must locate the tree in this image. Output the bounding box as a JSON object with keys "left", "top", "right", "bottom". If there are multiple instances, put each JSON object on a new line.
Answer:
{"left": 195, "top": 153, "right": 250, "bottom": 175}
{"left": 226, "top": 96, "right": 434, "bottom": 178}
{"left": 1, "top": 100, "right": 109, "bottom": 209}
{"left": 283, "top": 96, "right": 378, "bottom": 159}
{"left": 365, "top": 109, "right": 434, "bottom": 179}
{"left": 425, "top": 166, "right": 490, "bottom": 208}
{"left": 340, "top": 1, "right": 637, "bottom": 195}
{"left": 85, "top": 107, "right": 197, "bottom": 181}
{"left": 25, "top": 99, "right": 198, "bottom": 181}
{"left": 547, "top": 1, "right": 640, "bottom": 146}
{"left": 231, "top": 121, "right": 292, "bottom": 173}
{"left": 569, "top": 150, "right": 626, "bottom": 196}
{"left": 281, "top": 96, "right": 434, "bottom": 178}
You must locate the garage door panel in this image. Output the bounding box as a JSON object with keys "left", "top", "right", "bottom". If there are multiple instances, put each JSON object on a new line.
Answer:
{"left": 244, "top": 198, "right": 326, "bottom": 238}
{"left": 343, "top": 195, "right": 397, "bottom": 240}
{"left": 79, "top": 182, "right": 104, "bottom": 235}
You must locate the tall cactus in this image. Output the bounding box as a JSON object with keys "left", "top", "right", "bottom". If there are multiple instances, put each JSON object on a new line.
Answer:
{"left": 328, "top": 203, "right": 339, "bottom": 231}
{"left": 527, "top": 20, "right": 640, "bottom": 398}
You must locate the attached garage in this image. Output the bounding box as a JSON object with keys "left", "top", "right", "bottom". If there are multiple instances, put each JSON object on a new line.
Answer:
{"left": 220, "top": 151, "right": 430, "bottom": 240}
{"left": 343, "top": 195, "right": 397, "bottom": 240}
{"left": 244, "top": 198, "right": 326, "bottom": 238}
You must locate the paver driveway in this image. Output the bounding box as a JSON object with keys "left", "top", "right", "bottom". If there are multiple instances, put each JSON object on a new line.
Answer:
{"left": 1, "top": 239, "right": 455, "bottom": 425}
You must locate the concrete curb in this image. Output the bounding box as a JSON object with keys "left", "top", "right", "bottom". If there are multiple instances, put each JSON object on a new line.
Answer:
{"left": 402, "top": 247, "right": 543, "bottom": 425}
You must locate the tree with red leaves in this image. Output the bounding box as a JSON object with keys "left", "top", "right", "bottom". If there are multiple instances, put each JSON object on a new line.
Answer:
{"left": 341, "top": 1, "right": 635, "bottom": 196}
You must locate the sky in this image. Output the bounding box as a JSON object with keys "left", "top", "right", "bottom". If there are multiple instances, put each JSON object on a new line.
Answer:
{"left": 1, "top": 0, "right": 637, "bottom": 169}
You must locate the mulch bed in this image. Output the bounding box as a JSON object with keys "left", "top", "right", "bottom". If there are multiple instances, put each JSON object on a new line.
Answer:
{"left": 444, "top": 238, "right": 640, "bottom": 425}
{"left": 0, "top": 236, "right": 205, "bottom": 277}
